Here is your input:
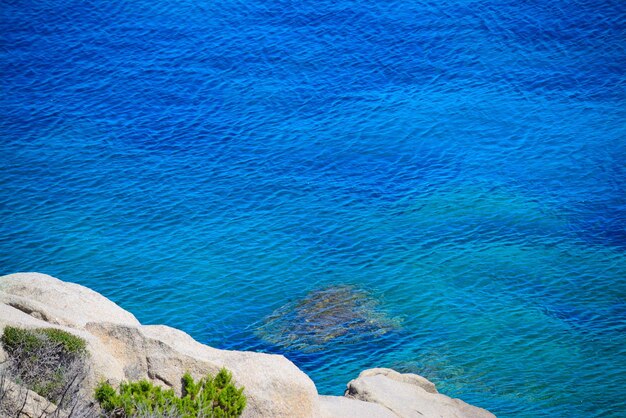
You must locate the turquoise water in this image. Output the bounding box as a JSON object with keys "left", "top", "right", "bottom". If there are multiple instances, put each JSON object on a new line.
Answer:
{"left": 1, "top": 1, "right": 625, "bottom": 416}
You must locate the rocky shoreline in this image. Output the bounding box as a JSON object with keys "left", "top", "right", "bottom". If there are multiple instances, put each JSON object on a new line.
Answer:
{"left": 0, "top": 273, "right": 494, "bottom": 418}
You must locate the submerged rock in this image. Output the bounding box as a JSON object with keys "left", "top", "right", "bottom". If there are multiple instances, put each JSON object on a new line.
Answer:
{"left": 256, "top": 285, "right": 401, "bottom": 352}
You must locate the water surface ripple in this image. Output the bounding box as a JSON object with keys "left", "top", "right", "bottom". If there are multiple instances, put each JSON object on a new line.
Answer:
{"left": 1, "top": 1, "right": 625, "bottom": 416}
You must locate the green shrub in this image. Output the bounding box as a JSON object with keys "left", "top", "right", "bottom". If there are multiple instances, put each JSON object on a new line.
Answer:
{"left": 1, "top": 326, "right": 86, "bottom": 356}
{"left": 1, "top": 326, "right": 88, "bottom": 402}
{"left": 95, "top": 368, "right": 246, "bottom": 418}
{"left": 38, "top": 328, "right": 87, "bottom": 354}
{"left": 1, "top": 326, "right": 44, "bottom": 353}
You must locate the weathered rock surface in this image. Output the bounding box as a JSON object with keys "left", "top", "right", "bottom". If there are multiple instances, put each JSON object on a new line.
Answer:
{"left": 0, "top": 272, "right": 139, "bottom": 328}
{"left": 0, "top": 273, "right": 495, "bottom": 418}
{"left": 0, "top": 379, "right": 57, "bottom": 418}
{"left": 345, "top": 368, "right": 495, "bottom": 418}
{"left": 319, "top": 395, "right": 399, "bottom": 418}
{"left": 354, "top": 368, "right": 439, "bottom": 394}
{"left": 0, "top": 273, "right": 318, "bottom": 418}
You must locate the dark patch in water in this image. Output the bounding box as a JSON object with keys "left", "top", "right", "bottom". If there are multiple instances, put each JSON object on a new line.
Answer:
{"left": 256, "top": 285, "right": 401, "bottom": 352}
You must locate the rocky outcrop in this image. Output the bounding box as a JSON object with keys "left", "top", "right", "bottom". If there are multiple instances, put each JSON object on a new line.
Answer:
{"left": 0, "top": 379, "right": 57, "bottom": 418}
{"left": 0, "top": 272, "right": 139, "bottom": 328}
{"left": 0, "top": 273, "right": 318, "bottom": 418}
{"left": 0, "top": 273, "right": 495, "bottom": 418}
{"left": 319, "top": 395, "right": 399, "bottom": 418}
{"left": 345, "top": 368, "right": 495, "bottom": 418}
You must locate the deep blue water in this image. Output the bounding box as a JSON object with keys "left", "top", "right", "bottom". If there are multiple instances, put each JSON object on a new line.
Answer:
{"left": 2, "top": 0, "right": 625, "bottom": 416}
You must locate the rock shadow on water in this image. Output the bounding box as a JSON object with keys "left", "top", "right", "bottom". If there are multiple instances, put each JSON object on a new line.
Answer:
{"left": 256, "top": 285, "right": 401, "bottom": 353}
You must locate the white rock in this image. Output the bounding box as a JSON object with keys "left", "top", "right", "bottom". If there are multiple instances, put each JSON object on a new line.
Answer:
{"left": 0, "top": 273, "right": 319, "bottom": 418}
{"left": 0, "top": 272, "right": 139, "bottom": 328}
{"left": 318, "top": 395, "right": 399, "bottom": 418}
{"left": 356, "top": 368, "right": 438, "bottom": 394}
{"left": 0, "top": 379, "right": 57, "bottom": 418}
{"left": 345, "top": 368, "right": 495, "bottom": 418}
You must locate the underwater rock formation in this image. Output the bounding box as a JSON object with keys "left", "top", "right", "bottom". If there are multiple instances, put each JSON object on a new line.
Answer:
{"left": 256, "top": 285, "right": 401, "bottom": 352}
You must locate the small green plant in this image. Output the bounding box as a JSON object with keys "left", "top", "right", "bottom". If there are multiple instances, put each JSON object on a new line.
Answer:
{"left": 1, "top": 326, "right": 42, "bottom": 353}
{"left": 95, "top": 368, "right": 246, "bottom": 418}
{"left": 38, "top": 328, "right": 87, "bottom": 354}
{"left": 2, "top": 326, "right": 86, "bottom": 355}
{"left": 1, "top": 326, "right": 88, "bottom": 402}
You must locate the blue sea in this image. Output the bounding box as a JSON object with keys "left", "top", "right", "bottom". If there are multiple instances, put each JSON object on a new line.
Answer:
{"left": 1, "top": 0, "right": 625, "bottom": 416}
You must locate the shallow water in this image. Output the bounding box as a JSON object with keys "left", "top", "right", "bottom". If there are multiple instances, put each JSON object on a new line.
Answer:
{"left": 1, "top": 0, "right": 625, "bottom": 416}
